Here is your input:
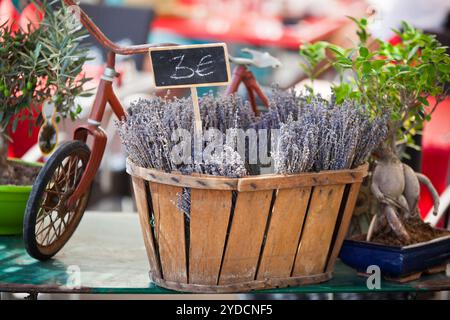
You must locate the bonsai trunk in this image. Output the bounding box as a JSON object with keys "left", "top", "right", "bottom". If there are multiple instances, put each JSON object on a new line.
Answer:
{"left": 366, "top": 130, "right": 441, "bottom": 245}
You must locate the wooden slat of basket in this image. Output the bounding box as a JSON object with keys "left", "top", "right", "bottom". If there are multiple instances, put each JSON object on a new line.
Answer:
{"left": 219, "top": 190, "right": 273, "bottom": 285}
{"left": 325, "top": 182, "right": 362, "bottom": 272}
{"left": 149, "top": 182, "right": 188, "bottom": 283}
{"left": 256, "top": 187, "right": 312, "bottom": 280}
{"left": 189, "top": 189, "right": 232, "bottom": 285}
{"left": 131, "top": 177, "right": 162, "bottom": 279}
{"left": 237, "top": 167, "right": 366, "bottom": 191}
{"left": 149, "top": 183, "right": 161, "bottom": 241}
{"left": 292, "top": 185, "right": 345, "bottom": 276}
{"left": 127, "top": 159, "right": 237, "bottom": 190}
{"left": 152, "top": 271, "right": 332, "bottom": 293}
{"left": 127, "top": 159, "right": 368, "bottom": 191}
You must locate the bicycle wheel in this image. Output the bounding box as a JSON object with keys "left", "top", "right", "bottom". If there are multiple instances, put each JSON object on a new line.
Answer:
{"left": 24, "top": 140, "right": 92, "bottom": 260}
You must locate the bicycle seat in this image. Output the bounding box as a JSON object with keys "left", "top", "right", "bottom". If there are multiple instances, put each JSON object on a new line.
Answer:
{"left": 229, "top": 48, "right": 282, "bottom": 68}
{"left": 63, "top": 0, "right": 176, "bottom": 55}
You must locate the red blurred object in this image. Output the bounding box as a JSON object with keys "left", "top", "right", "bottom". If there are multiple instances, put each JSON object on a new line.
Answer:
{"left": 7, "top": 107, "right": 41, "bottom": 159}
{"left": 18, "top": 2, "right": 43, "bottom": 31}
{"left": 2, "top": 2, "right": 44, "bottom": 159}
{"left": 420, "top": 97, "right": 450, "bottom": 226}
{"left": 152, "top": 16, "right": 345, "bottom": 49}
{"left": 389, "top": 35, "right": 402, "bottom": 46}
{"left": 0, "top": 0, "right": 19, "bottom": 32}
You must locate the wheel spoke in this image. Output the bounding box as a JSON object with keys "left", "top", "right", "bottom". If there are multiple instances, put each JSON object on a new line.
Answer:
{"left": 55, "top": 161, "right": 69, "bottom": 190}
{"left": 36, "top": 211, "right": 48, "bottom": 230}
{"left": 47, "top": 213, "right": 59, "bottom": 239}
{"left": 72, "top": 160, "right": 82, "bottom": 189}
{"left": 41, "top": 205, "right": 58, "bottom": 212}
{"left": 60, "top": 214, "right": 68, "bottom": 230}
{"left": 64, "top": 157, "right": 75, "bottom": 191}
{"left": 49, "top": 218, "right": 63, "bottom": 244}
{"left": 53, "top": 163, "right": 63, "bottom": 183}
{"left": 55, "top": 215, "right": 65, "bottom": 236}
{"left": 35, "top": 201, "right": 51, "bottom": 233}
{"left": 44, "top": 189, "right": 64, "bottom": 196}
{"left": 36, "top": 205, "right": 47, "bottom": 218}
{"left": 51, "top": 166, "right": 63, "bottom": 193}
{"left": 36, "top": 220, "right": 52, "bottom": 238}
{"left": 57, "top": 167, "right": 68, "bottom": 192}
{"left": 41, "top": 221, "right": 53, "bottom": 245}
{"left": 46, "top": 213, "right": 60, "bottom": 245}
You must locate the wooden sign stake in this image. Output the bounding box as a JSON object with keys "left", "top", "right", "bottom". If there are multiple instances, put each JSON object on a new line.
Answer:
{"left": 190, "top": 87, "right": 202, "bottom": 137}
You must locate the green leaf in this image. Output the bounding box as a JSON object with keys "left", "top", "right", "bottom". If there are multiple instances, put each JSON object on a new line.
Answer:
{"left": 371, "top": 60, "right": 386, "bottom": 71}
{"left": 417, "top": 96, "right": 430, "bottom": 106}
{"left": 349, "top": 91, "right": 361, "bottom": 99}
{"left": 392, "top": 111, "right": 401, "bottom": 121}
{"left": 33, "top": 43, "right": 42, "bottom": 60}
{"left": 362, "top": 61, "right": 372, "bottom": 73}
{"left": 359, "top": 47, "right": 369, "bottom": 58}
{"left": 328, "top": 45, "right": 346, "bottom": 57}
{"left": 407, "top": 45, "right": 420, "bottom": 62}
{"left": 12, "top": 116, "right": 19, "bottom": 132}
{"left": 332, "top": 83, "right": 352, "bottom": 103}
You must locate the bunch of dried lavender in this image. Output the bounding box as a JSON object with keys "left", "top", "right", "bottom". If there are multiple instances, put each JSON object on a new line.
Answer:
{"left": 273, "top": 115, "right": 320, "bottom": 174}
{"left": 270, "top": 90, "right": 388, "bottom": 174}
{"left": 309, "top": 99, "right": 361, "bottom": 171}
{"left": 253, "top": 88, "right": 307, "bottom": 130}
{"left": 116, "top": 98, "right": 177, "bottom": 172}
{"left": 200, "top": 92, "right": 255, "bottom": 131}
{"left": 352, "top": 112, "right": 389, "bottom": 167}
{"left": 117, "top": 89, "right": 387, "bottom": 178}
{"left": 116, "top": 95, "right": 248, "bottom": 177}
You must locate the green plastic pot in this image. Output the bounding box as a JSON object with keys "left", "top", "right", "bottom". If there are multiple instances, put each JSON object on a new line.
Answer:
{"left": 0, "top": 159, "right": 41, "bottom": 235}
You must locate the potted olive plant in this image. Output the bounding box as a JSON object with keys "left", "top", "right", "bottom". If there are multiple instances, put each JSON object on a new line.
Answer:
{"left": 0, "top": 1, "right": 90, "bottom": 234}
{"left": 299, "top": 19, "right": 450, "bottom": 281}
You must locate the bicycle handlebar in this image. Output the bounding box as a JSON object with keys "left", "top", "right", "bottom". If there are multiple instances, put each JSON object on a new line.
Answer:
{"left": 62, "top": 0, "right": 176, "bottom": 55}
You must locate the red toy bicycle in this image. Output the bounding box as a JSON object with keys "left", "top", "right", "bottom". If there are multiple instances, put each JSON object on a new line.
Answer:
{"left": 23, "top": 0, "right": 280, "bottom": 260}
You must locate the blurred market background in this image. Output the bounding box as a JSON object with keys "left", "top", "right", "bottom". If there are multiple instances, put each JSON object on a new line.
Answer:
{"left": 2, "top": 0, "right": 449, "bottom": 229}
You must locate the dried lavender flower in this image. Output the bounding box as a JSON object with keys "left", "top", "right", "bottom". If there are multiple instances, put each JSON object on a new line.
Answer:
{"left": 115, "top": 94, "right": 249, "bottom": 178}
{"left": 271, "top": 90, "right": 388, "bottom": 174}
{"left": 116, "top": 89, "right": 387, "bottom": 178}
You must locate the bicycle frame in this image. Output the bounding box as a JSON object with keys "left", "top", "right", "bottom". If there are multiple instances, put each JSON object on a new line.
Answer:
{"left": 67, "top": 52, "right": 122, "bottom": 208}
{"left": 61, "top": 0, "right": 268, "bottom": 208}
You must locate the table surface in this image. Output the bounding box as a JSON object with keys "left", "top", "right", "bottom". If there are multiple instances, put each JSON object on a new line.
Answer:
{"left": 1, "top": 212, "right": 449, "bottom": 295}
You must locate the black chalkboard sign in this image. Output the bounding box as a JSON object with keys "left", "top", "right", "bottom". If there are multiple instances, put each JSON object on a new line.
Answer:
{"left": 149, "top": 43, "right": 231, "bottom": 88}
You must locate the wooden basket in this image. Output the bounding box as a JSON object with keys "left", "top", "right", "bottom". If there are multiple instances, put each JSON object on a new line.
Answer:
{"left": 127, "top": 159, "right": 368, "bottom": 293}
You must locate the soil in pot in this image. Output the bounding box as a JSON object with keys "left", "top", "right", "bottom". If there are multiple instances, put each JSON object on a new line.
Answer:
{"left": 353, "top": 216, "right": 450, "bottom": 246}
{"left": 0, "top": 159, "right": 42, "bottom": 235}
{"left": 0, "top": 160, "right": 41, "bottom": 186}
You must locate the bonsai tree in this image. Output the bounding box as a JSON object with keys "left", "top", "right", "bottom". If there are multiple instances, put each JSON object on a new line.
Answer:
{"left": 299, "top": 19, "right": 450, "bottom": 244}
{"left": 0, "top": 1, "right": 90, "bottom": 184}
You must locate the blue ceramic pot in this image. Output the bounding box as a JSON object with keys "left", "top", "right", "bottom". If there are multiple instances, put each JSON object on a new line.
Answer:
{"left": 339, "top": 234, "right": 450, "bottom": 277}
